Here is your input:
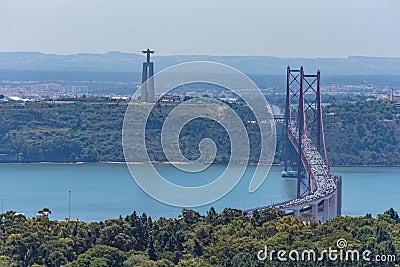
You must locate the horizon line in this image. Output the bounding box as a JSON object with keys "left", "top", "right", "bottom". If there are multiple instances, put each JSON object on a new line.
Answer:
{"left": 1, "top": 50, "right": 400, "bottom": 60}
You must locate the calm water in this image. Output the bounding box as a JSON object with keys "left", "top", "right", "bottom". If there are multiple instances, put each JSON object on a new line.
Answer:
{"left": 0, "top": 163, "right": 398, "bottom": 221}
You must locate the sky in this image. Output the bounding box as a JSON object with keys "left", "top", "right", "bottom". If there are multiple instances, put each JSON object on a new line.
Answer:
{"left": 0, "top": 0, "right": 399, "bottom": 57}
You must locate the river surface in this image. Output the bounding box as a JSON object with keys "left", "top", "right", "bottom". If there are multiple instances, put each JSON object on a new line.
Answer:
{"left": 0, "top": 163, "right": 398, "bottom": 221}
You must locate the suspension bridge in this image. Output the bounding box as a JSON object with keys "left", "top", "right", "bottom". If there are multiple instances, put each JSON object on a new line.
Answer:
{"left": 246, "top": 66, "right": 342, "bottom": 222}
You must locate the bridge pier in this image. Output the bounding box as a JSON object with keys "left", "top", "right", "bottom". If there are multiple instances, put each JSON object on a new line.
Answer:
{"left": 293, "top": 208, "right": 300, "bottom": 216}
{"left": 280, "top": 190, "right": 339, "bottom": 223}
{"left": 329, "top": 192, "right": 337, "bottom": 218}
{"left": 311, "top": 204, "right": 318, "bottom": 221}
{"left": 323, "top": 198, "right": 330, "bottom": 222}
{"left": 335, "top": 176, "right": 342, "bottom": 216}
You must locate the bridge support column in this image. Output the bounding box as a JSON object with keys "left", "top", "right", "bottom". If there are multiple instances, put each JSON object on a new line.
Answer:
{"left": 311, "top": 204, "right": 318, "bottom": 222}
{"left": 293, "top": 209, "right": 300, "bottom": 217}
{"left": 329, "top": 193, "right": 337, "bottom": 218}
{"left": 323, "top": 198, "right": 330, "bottom": 222}
{"left": 335, "top": 176, "right": 342, "bottom": 216}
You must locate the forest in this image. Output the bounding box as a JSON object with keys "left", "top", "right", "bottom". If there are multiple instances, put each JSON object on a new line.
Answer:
{"left": 0, "top": 98, "right": 399, "bottom": 166}
{"left": 0, "top": 207, "right": 399, "bottom": 266}
{"left": 324, "top": 99, "right": 400, "bottom": 166}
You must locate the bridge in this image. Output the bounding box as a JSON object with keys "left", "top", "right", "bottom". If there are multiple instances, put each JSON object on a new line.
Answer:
{"left": 246, "top": 67, "right": 342, "bottom": 223}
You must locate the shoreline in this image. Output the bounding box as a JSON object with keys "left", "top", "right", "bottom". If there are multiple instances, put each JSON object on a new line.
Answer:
{"left": 0, "top": 161, "right": 400, "bottom": 168}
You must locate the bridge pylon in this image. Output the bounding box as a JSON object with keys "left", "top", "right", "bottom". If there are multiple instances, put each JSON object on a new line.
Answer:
{"left": 283, "top": 66, "right": 329, "bottom": 198}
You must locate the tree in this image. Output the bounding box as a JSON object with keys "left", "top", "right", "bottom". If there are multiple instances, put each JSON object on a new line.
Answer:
{"left": 384, "top": 208, "right": 400, "bottom": 224}
{"left": 71, "top": 245, "right": 126, "bottom": 267}
{"left": 0, "top": 256, "right": 17, "bottom": 267}
{"left": 181, "top": 209, "right": 202, "bottom": 226}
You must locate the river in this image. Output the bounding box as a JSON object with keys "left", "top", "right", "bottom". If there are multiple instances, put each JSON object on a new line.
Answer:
{"left": 0, "top": 163, "right": 397, "bottom": 221}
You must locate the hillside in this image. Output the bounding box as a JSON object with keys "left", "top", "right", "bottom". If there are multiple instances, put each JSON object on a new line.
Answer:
{"left": 324, "top": 100, "right": 400, "bottom": 166}
{"left": 0, "top": 98, "right": 399, "bottom": 166}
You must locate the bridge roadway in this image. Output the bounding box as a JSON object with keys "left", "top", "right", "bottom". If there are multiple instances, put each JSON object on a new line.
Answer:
{"left": 245, "top": 127, "right": 338, "bottom": 222}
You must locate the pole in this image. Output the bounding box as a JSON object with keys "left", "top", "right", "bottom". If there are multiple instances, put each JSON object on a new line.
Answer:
{"left": 1, "top": 198, "right": 3, "bottom": 214}
{"left": 68, "top": 190, "right": 71, "bottom": 221}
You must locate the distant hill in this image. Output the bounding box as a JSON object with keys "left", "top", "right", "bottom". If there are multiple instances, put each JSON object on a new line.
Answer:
{"left": 1, "top": 51, "right": 400, "bottom": 75}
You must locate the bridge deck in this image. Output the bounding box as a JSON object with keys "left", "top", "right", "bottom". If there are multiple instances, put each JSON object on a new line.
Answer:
{"left": 246, "top": 127, "right": 336, "bottom": 212}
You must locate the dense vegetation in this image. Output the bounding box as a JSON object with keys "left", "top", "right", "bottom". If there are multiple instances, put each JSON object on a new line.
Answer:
{"left": 0, "top": 98, "right": 126, "bottom": 162}
{"left": 1, "top": 208, "right": 399, "bottom": 266}
{"left": 0, "top": 98, "right": 399, "bottom": 165}
{"left": 0, "top": 98, "right": 261, "bottom": 164}
{"left": 324, "top": 99, "right": 400, "bottom": 166}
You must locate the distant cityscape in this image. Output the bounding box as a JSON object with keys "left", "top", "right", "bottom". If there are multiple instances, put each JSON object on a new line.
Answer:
{"left": 0, "top": 79, "right": 399, "bottom": 103}
{"left": 0, "top": 83, "right": 89, "bottom": 101}
{"left": 1, "top": 51, "right": 400, "bottom": 103}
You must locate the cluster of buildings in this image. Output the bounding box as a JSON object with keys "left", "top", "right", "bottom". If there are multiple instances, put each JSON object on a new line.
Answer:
{"left": 322, "top": 84, "right": 400, "bottom": 101}
{"left": 0, "top": 83, "right": 89, "bottom": 101}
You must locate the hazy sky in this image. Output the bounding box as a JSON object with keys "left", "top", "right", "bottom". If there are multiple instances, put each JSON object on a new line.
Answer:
{"left": 0, "top": 0, "right": 399, "bottom": 57}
